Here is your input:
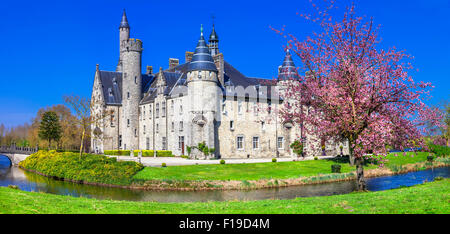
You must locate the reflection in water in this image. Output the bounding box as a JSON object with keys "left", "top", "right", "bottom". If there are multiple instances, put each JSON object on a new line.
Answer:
{"left": 0, "top": 155, "right": 448, "bottom": 203}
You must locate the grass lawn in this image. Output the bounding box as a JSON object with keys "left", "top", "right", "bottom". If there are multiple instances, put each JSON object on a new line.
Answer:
{"left": 1, "top": 178, "right": 448, "bottom": 214}
{"left": 133, "top": 152, "right": 430, "bottom": 182}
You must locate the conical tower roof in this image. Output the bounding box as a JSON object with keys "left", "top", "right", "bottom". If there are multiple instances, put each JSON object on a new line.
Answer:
{"left": 187, "top": 25, "right": 218, "bottom": 72}
{"left": 120, "top": 9, "right": 130, "bottom": 28}
{"left": 209, "top": 24, "right": 219, "bottom": 41}
{"left": 278, "top": 49, "right": 298, "bottom": 80}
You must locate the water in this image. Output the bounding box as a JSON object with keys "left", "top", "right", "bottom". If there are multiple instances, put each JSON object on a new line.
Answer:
{"left": 0, "top": 155, "right": 448, "bottom": 203}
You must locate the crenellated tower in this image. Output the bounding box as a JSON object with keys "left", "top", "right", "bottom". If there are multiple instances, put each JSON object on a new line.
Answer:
{"left": 120, "top": 36, "right": 143, "bottom": 150}
{"left": 187, "top": 25, "right": 220, "bottom": 158}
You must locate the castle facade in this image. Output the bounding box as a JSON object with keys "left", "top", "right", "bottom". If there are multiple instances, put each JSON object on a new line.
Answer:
{"left": 90, "top": 10, "right": 348, "bottom": 159}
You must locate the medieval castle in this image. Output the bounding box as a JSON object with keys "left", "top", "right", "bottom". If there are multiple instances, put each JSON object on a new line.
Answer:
{"left": 90, "top": 10, "right": 348, "bottom": 159}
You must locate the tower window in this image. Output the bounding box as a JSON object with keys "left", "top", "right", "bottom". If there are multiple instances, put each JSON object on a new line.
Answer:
{"left": 277, "top": 137, "right": 284, "bottom": 149}
{"left": 135, "top": 76, "right": 137, "bottom": 84}
{"left": 230, "top": 120, "right": 234, "bottom": 130}
{"left": 127, "top": 119, "right": 130, "bottom": 127}
{"left": 162, "top": 102, "right": 166, "bottom": 117}
{"left": 253, "top": 137, "right": 259, "bottom": 149}
{"left": 171, "top": 122, "right": 174, "bottom": 132}
{"left": 156, "top": 103, "right": 159, "bottom": 118}
{"left": 127, "top": 92, "right": 130, "bottom": 99}
{"left": 179, "top": 121, "right": 183, "bottom": 132}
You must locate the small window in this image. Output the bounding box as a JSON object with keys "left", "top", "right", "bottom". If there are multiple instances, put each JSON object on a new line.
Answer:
{"left": 134, "top": 128, "right": 137, "bottom": 137}
{"left": 156, "top": 124, "right": 159, "bottom": 133}
{"left": 253, "top": 136, "right": 259, "bottom": 149}
{"left": 156, "top": 103, "right": 159, "bottom": 118}
{"left": 162, "top": 102, "right": 166, "bottom": 117}
{"left": 127, "top": 119, "right": 130, "bottom": 127}
{"left": 127, "top": 92, "right": 130, "bottom": 99}
{"left": 143, "top": 125, "right": 146, "bottom": 135}
{"left": 162, "top": 137, "right": 167, "bottom": 150}
{"left": 237, "top": 136, "right": 244, "bottom": 150}
{"left": 179, "top": 121, "right": 183, "bottom": 132}
{"left": 277, "top": 137, "right": 284, "bottom": 149}
{"left": 230, "top": 120, "right": 234, "bottom": 130}
{"left": 179, "top": 105, "right": 183, "bottom": 115}
{"left": 171, "top": 122, "right": 174, "bottom": 132}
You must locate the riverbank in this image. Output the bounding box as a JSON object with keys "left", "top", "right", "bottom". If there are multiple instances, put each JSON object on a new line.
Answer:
{"left": 16, "top": 150, "right": 449, "bottom": 190}
{"left": 1, "top": 178, "right": 448, "bottom": 214}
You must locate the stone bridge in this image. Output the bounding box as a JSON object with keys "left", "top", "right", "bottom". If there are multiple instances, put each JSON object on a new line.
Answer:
{"left": 0, "top": 144, "right": 38, "bottom": 166}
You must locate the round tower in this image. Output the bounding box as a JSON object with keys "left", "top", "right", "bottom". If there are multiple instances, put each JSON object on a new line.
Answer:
{"left": 117, "top": 9, "right": 130, "bottom": 72}
{"left": 187, "top": 25, "right": 220, "bottom": 157}
{"left": 120, "top": 38, "right": 143, "bottom": 151}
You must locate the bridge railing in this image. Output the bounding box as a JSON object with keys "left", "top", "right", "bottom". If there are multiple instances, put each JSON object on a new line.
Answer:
{"left": 0, "top": 144, "right": 39, "bottom": 155}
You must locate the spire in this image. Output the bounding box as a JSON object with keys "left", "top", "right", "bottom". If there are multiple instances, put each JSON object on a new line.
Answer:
{"left": 187, "top": 25, "right": 218, "bottom": 72}
{"left": 209, "top": 18, "right": 219, "bottom": 56}
{"left": 120, "top": 9, "right": 130, "bottom": 28}
{"left": 278, "top": 48, "right": 298, "bottom": 81}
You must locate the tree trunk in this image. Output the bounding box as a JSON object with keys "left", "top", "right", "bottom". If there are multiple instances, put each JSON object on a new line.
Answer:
{"left": 355, "top": 157, "right": 366, "bottom": 191}
{"left": 349, "top": 145, "right": 355, "bottom": 166}
{"left": 79, "top": 129, "right": 85, "bottom": 160}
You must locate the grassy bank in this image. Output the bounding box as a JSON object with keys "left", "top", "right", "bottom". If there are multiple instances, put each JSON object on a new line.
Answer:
{"left": 19, "top": 150, "right": 144, "bottom": 186}
{"left": 133, "top": 152, "right": 431, "bottom": 182}
{"left": 1, "top": 179, "right": 448, "bottom": 214}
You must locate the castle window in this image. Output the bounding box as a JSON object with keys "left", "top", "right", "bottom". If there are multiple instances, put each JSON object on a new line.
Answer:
{"left": 236, "top": 136, "right": 244, "bottom": 150}
{"left": 127, "top": 119, "right": 130, "bottom": 127}
{"left": 156, "top": 103, "right": 159, "bottom": 118}
{"left": 179, "top": 105, "right": 183, "bottom": 115}
{"left": 110, "top": 114, "right": 115, "bottom": 127}
{"left": 149, "top": 105, "right": 152, "bottom": 119}
{"left": 162, "top": 137, "right": 167, "bottom": 150}
{"left": 171, "top": 122, "right": 174, "bottom": 132}
{"left": 179, "top": 121, "right": 183, "bottom": 132}
{"left": 277, "top": 137, "right": 284, "bottom": 149}
{"left": 230, "top": 120, "right": 234, "bottom": 130}
{"left": 119, "top": 135, "right": 122, "bottom": 148}
{"left": 156, "top": 124, "right": 159, "bottom": 133}
{"left": 261, "top": 121, "right": 265, "bottom": 131}
{"left": 178, "top": 136, "right": 184, "bottom": 150}
{"left": 135, "top": 76, "right": 137, "bottom": 84}
{"left": 171, "top": 100, "right": 174, "bottom": 115}
{"left": 143, "top": 125, "right": 146, "bottom": 135}
{"left": 162, "top": 102, "right": 166, "bottom": 117}
{"left": 238, "top": 100, "right": 243, "bottom": 114}
{"left": 127, "top": 92, "right": 130, "bottom": 99}
{"left": 253, "top": 137, "right": 259, "bottom": 149}
{"left": 135, "top": 129, "right": 137, "bottom": 137}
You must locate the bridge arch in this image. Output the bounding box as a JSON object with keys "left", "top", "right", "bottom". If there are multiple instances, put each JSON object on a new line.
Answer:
{"left": 0, "top": 154, "right": 13, "bottom": 167}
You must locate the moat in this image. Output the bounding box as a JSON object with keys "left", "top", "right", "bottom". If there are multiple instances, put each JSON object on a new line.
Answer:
{"left": 0, "top": 155, "right": 448, "bottom": 203}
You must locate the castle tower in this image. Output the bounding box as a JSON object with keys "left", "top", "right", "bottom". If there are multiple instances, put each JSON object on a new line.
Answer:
{"left": 187, "top": 25, "right": 220, "bottom": 157}
{"left": 117, "top": 9, "right": 130, "bottom": 72}
{"left": 209, "top": 24, "right": 219, "bottom": 56}
{"left": 120, "top": 36, "right": 143, "bottom": 151}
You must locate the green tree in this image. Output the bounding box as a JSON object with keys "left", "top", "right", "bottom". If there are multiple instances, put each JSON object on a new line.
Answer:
{"left": 290, "top": 140, "right": 303, "bottom": 158}
{"left": 38, "top": 111, "right": 62, "bottom": 149}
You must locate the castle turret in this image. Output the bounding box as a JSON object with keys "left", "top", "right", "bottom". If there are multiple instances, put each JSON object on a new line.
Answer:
{"left": 209, "top": 24, "right": 219, "bottom": 56}
{"left": 278, "top": 48, "right": 298, "bottom": 81}
{"left": 117, "top": 9, "right": 130, "bottom": 72}
{"left": 120, "top": 37, "right": 143, "bottom": 150}
{"left": 187, "top": 25, "right": 220, "bottom": 158}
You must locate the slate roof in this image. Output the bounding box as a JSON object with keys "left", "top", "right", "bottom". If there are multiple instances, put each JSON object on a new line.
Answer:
{"left": 278, "top": 50, "right": 299, "bottom": 80}
{"left": 187, "top": 30, "right": 218, "bottom": 72}
{"left": 98, "top": 70, "right": 154, "bottom": 105}
{"left": 99, "top": 60, "right": 279, "bottom": 106}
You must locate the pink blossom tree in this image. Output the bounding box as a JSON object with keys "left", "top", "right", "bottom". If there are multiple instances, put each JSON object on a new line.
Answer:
{"left": 273, "top": 1, "right": 444, "bottom": 190}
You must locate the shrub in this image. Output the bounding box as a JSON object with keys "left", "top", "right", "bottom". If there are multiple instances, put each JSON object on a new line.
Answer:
{"left": 290, "top": 140, "right": 303, "bottom": 157}
{"left": 331, "top": 164, "right": 341, "bottom": 173}
{"left": 272, "top": 158, "right": 277, "bottom": 162}
{"left": 104, "top": 150, "right": 131, "bottom": 156}
{"left": 161, "top": 163, "right": 167, "bottom": 167}
{"left": 156, "top": 151, "right": 173, "bottom": 157}
{"left": 180, "top": 155, "right": 189, "bottom": 159}
{"left": 19, "top": 150, "right": 144, "bottom": 186}
{"left": 314, "top": 156, "right": 318, "bottom": 160}
{"left": 427, "top": 155, "right": 434, "bottom": 162}
{"left": 428, "top": 144, "right": 450, "bottom": 157}
{"left": 220, "top": 159, "right": 225, "bottom": 164}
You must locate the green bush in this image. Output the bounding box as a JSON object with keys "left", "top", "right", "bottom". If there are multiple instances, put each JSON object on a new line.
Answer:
{"left": 314, "top": 156, "right": 318, "bottom": 160}
{"left": 331, "top": 164, "right": 341, "bottom": 173}
{"left": 220, "top": 159, "right": 225, "bottom": 164}
{"left": 272, "top": 158, "right": 277, "bottom": 163}
{"left": 162, "top": 163, "right": 167, "bottom": 167}
{"left": 104, "top": 150, "right": 131, "bottom": 156}
{"left": 180, "top": 155, "right": 189, "bottom": 159}
{"left": 19, "top": 150, "right": 144, "bottom": 186}
{"left": 156, "top": 150, "right": 173, "bottom": 157}
{"left": 428, "top": 144, "right": 450, "bottom": 157}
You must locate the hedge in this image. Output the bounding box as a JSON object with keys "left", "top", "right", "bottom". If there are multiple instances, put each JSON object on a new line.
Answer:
{"left": 104, "top": 150, "right": 173, "bottom": 157}
{"left": 428, "top": 144, "right": 450, "bottom": 157}
{"left": 19, "top": 150, "right": 144, "bottom": 186}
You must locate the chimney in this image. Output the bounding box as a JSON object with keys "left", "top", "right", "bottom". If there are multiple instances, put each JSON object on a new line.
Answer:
{"left": 146, "top": 65, "right": 153, "bottom": 75}
{"left": 185, "top": 51, "right": 194, "bottom": 63}
{"left": 169, "top": 58, "right": 179, "bottom": 70}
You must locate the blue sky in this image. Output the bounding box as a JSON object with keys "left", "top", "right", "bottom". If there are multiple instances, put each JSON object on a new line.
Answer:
{"left": 0, "top": 0, "right": 448, "bottom": 127}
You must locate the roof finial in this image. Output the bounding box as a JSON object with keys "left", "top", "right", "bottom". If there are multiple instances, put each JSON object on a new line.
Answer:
{"left": 201, "top": 24, "right": 204, "bottom": 37}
